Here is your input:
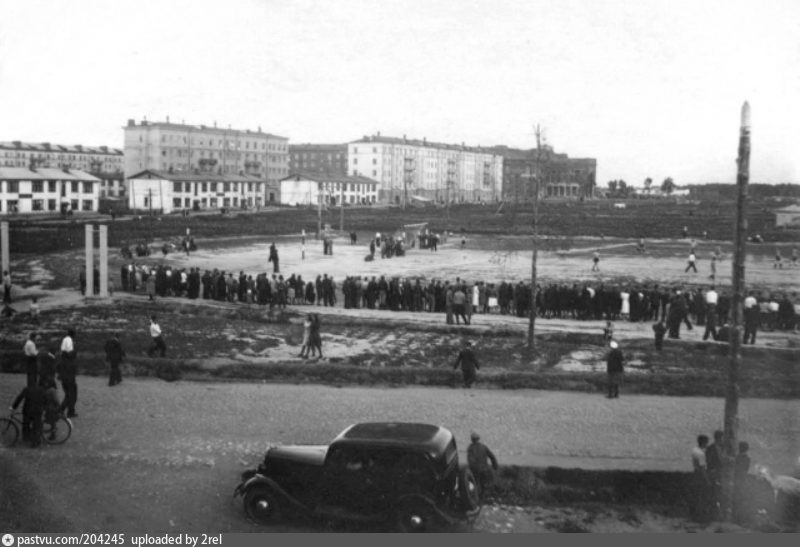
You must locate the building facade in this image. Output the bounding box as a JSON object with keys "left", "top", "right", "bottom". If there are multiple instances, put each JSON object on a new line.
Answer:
{"left": 280, "top": 173, "right": 378, "bottom": 206}
{"left": 126, "top": 170, "right": 269, "bottom": 214}
{"left": 347, "top": 134, "right": 503, "bottom": 205}
{"left": 0, "top": 167, "right": 100, "bottom": 214}
{"left": 123, "top": 119, "right": 289, "bottom": 197}
{"left": 289, "top": 144, "right": 348, "bottom": 176}
{"left": 489, "top": 145, "right": 597, "bottom": 201}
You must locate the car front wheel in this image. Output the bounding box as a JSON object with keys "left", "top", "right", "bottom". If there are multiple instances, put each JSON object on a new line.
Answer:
{"left": 394, "top": 497, "right": 439, "bottom": 533}
{"left": 243, "top": 486, "right": 282, "bottom": 525}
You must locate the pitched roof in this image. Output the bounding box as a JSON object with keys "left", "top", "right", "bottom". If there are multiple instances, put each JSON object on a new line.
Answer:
{"left": 281, "top": 172, "right": 378, "bottom": 185}
{"left": 128, "top": 169, "right": 263, "bottom": 183}
{"left": 349, "top": 134, "right": 500, "bottom": 156}
{"left": 0, "top": 141, "right": 122, "bottom": 155}
{"left": 0, "top": 167, "right": 100, "bottom": 181}
{"left": 774, "top": 205, "right": 800, "bottom": 213}
{"left": 124, "top": 121, "right": 287, "bottom": 141}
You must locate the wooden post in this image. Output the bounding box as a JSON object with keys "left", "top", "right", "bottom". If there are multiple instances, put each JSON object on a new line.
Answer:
{"left": 528, "top": 125, "right": 544, "bottom": 353}
{"left": 340, "top": 183, "right": 344, "bottom": 232}
{"left": 316, "top": 182, "right": 322, "bottom": 239}
{"left": 725, "top": 102, "right": 750, "bottom": 499}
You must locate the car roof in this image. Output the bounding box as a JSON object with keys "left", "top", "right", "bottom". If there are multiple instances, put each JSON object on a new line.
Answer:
{"left": 332, "top": 422, "right": 454, "bottom": 455}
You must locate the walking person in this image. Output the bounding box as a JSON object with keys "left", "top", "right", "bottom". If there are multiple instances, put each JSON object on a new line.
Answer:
{"left": 309, "top": 314, "right": 323, "bottom": 359}
{"left": 467, "top": 432, "right": 499, "bottom": 501}
{"left": 10, "top": 382, "right": 46, "bottom": 447}
{"left": 299, "top": 314, "right": 313, "bottom": 358}
{"left": 453, "top": 341, "right": 479, "bottom": 388}
{"left": 147, "top": 315, "right": 167, "bottom": 358}
{"left": 591, "top": 251, "right": 600, "bottom": 272}
{"left": 703, "top": 286, "right": 719, "bottom": 341}
{"left": 104, "top": 332, "right": 126, "bottom": 386}
{"left": 606, "top": 340, "right": 624, "bottom": 398}
{"left": 685, "top": 251, "right": 698, "bottom": 273}
{"left": 57, "top": 328, "right": 78, "bottom": 418}
{"left": 23, "top": 332, "right": 38, "bottom": 388}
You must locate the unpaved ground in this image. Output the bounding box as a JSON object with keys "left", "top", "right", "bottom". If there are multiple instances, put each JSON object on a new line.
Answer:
{"left": 1, "top": 374, "right": 783, "bottom": 533}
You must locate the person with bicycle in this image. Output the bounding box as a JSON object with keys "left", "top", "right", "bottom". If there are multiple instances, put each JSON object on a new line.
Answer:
{"left": 10, "top": 382, "right": 46, "bottom": 447}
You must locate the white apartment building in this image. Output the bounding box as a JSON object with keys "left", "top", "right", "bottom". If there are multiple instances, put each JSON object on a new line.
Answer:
{"left": 0, "top": 167, "right": 100, "bottom": 214}
{"left": 348, "top": 134, "right": 503, "bottom": 205}
{"left": 280, "top": 173, "right": 378, "bottom": 206}
{"left": 123, "top": 118, "right": 289, "bottom": 194}
{"left": 126, "top": 169, "right": 268, "bottom": 214}
{"left": 0, "top": 141, "right": 123, "bottom": 173}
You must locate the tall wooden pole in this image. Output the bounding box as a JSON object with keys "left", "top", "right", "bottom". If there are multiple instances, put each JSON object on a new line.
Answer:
{"left": 725, "top": 102, "right": 750, "bottom": 460}
{"left": 339, "top": 183, "right": 344, "bottom": 231}
{"left": 528, "top": 125, "right": 544, "bottom": 352}
{"left": 316, "top": 182, "right": 322, "bottom": 239}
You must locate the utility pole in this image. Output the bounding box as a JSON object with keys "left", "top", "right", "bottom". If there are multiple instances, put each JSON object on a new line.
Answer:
{"left": 339, "top": 183, "right": 344, "bottom": 231}
{"left": 724, "top": 102, "right": 750, "bottom": 515}
{"left": 527, "top": 124, "right": 544, "bottom": 352}
{"left": 316, "top": 182, "right": 322, "bottom": 239}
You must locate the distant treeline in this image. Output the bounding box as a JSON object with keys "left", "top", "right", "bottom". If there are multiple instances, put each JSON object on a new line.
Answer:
{"left": 687, "top": 183, "right": 800, "bottom": 201}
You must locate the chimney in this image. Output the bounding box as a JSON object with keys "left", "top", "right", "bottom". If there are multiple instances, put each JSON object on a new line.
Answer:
{"left": 166, "top": 115, "right": 170, "bottom": 123}
{"left": 258, "top": 126, "right": 262, "bottom": 132}
{"left": 214, "top": 121, "right": 217, "bottom": 128}
{"left": 127, "top": 119, "right": 135, "bottom": 127}
{"left": 403, "top": 134, "right": 407, "bottom": 143}
{"left": 12, "top": 140, "right": 21, "bottom": 148}
{"left": 377, "top": 131, "right": 380, "bottom": 137}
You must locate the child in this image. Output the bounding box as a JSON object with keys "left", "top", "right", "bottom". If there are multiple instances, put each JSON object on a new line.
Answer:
{"left": 653, "top": 321, "right": 667, "bottom": 350}
{"left": 603, "top": 321, "right": 614, "bottom": 344}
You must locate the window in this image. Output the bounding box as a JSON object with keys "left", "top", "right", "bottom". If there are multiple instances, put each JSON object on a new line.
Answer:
{"left": 32, "top": 181, "right": 44, "bottom": 193}
{"left": 48, "top": 181, "right": 56, "bottom": 192}
{"left": 83, "top": 182, "right": 93, "bottom": 193}
{"left": 184, "top": 198, "right": 191, "bottom": 207}
{"left": 71, "top": 199, "right": 79, "bottom": 211}
{"left": 201, "top": 183, "right": 207, "bottom": 193}
{"left": 32, "top": 199, "right": 44, "bottom": 211}
{"left": 71, "top": 182, "right": 79, "bottom": 193}
{"left": 7, "top": 181, "right": 19, "bottom": 193}
{"left": 173, "top": 198, "right": 182, "bottom": 208}
{"left": 173, "top": 182, "right": 182, "bottom": 193}
{"left": 373, "top": 170, "right": 377, "bottom": 177}
{"left": 353, "top": 158, "right": 358, "bottom": 165}
{"left": 82, "top": 200, "right": 92, "bottom": 211}
{"left": 48, "top": 199, "right": 57, "bottom": 211}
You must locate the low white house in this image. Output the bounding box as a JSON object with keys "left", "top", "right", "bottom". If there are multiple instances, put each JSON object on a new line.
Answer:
{"left": 280, "top": 173, "right": 379, "bottom": 206}
{"left": 0, "top": 167, "right": 100, "bottom": 214}
{"left": 774, "top": 205, "right": 800, "bottom": 228}
{"left": 126, "top": 170, "right": 267, "bottom": 214}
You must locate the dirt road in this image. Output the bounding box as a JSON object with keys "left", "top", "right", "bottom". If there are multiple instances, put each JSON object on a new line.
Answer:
{"left": 1, "top": 373, "right": 798, "bottom": 533}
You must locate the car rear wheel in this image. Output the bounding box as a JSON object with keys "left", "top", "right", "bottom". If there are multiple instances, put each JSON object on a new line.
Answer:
{"left": 395, "top": 497, "right": 439, "bottom": 533}
{"left": 243, "top": 486, "right": 282, "bottom": 525}
{"left": 458, "top": 467, "right": 480, "bottom": 511}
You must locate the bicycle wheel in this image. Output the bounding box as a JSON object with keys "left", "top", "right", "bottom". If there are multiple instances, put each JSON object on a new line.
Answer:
{"left": 0, "top": 418, "right": 19, "bottom": 448}
{"left": 42, "top": 415, "right": 72, "bottom": 445}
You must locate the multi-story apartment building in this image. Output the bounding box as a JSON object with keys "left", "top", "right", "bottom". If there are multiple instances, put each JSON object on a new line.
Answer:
{"left": 489, "top": 145, "right": 597, "bottom": 201}
{"left": 0, "top": 167, "right": 100, "bottom": 214}
{"left": 347, "top": 134, "right": 503, "bottom": 205}
{"left": 280, "top": 173, "right": 378, "bottom": 206}
{"left": 289, "top": 144, "right": 348, "bottom": 176}
{"left": 123, "top": 118, "right": 289, "bottom": 197}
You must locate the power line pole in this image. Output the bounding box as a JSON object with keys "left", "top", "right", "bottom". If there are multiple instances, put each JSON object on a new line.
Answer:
{"left": 724, "top": 102, "right": 750, "bottom": 515}
{"left": 527, "top": 124, "right": 544, "bottom": 352}
{"left": 340, "top": 183, "right": 344, "bottom": 231}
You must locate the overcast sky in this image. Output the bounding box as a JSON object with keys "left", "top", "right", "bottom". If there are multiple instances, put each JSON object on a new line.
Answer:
{"left": 0, "top": 0, "right": 798, "bottom": 185}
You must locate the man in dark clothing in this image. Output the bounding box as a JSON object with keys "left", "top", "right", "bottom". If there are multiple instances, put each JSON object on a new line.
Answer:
{"left": 467, "top": 432, "right": 499, "bottom": 500}
{"left": 705, "top": 430, "right": 726, "bottom": 520}
{"left": 268, "top": 243, "right": 280, "bottom": 273}
{"left": 606, "top": 340, "right": 624, "bottom": 398}
{"left": 11, "top": 383, "right": 46, "bottom": 446}
{"left": 104, "top": 332, "right": 126, "bottom": 386}
{"left": 453, "top": 341, "right": 479, "bottom": 388}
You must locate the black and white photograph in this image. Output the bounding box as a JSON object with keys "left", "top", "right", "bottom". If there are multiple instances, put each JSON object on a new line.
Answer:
{"left": 1, "top": 0, "right": 799, "bottom": 536}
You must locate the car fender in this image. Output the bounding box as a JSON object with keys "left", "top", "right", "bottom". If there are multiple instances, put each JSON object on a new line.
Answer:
{"left": 234, "top": 474, "right": 309, "bottom": 514}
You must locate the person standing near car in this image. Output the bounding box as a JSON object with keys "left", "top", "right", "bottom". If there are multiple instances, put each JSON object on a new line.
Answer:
{"left": 57, "top": 328, "right": 78, "bottom": 418}
{"left": 467, "top": 432, "right": 499, "bottom": 501}
{"left": 147, "top": 315, "right": 167, "bottom": 358}
{"left": 104, "top": 332, "right": 126, "bottom": 386}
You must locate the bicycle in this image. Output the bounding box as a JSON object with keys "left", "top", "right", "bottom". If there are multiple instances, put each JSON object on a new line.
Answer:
{"left": 0, "top": 410, "right": 72, "bottom": 448}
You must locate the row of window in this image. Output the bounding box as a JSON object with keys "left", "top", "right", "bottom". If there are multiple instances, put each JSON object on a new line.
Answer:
{"left": 152, "top": 133, "right": 287, "bottom": 152}
{"left": 1, "top": 151, "right": 121, "bottom": 161}
{"left": 172, "top": 182, "right": 266, "bottom": 194}
{"left": 1, "top": 199, "right": 93, "bottom": 212}
{"left": 0, "top": 181, "right": 94, "bottom": 193}
{"left": 171, "top": 196, "right": 259, "bottom": 208}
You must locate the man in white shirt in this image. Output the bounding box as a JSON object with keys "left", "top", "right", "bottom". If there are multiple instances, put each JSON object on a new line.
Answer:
{"left": 23, "top": 332, "right": 38, "bottom": 387}
{"left": 685, "top": 252, "right": 698, "bottom": 273}
{"left": 703, "top": 287, "right": 719, "bottom": 341}
{"left": 147, "top": 315, "right": 167, "bottom": 358}
{"left": 58, "top": 328, "right": 78, "bottom": 417}
{"left": 690, "top": 434, "right": 711, "bottom": 522}
{"left": 743, "top": 292, "right": 759, "bottom": 344}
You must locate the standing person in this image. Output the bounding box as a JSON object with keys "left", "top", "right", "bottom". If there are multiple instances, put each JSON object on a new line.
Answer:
{"left": 147, "top": 315, "right": 167, "bottom": 358}
{"left": 773, "top": 247, "right": 783, "bottom": 269}
{"left": 104, "top": 332, "right": 126, "bottom": 386}
{"left": 268, "top": 243, "right": 280, "bottom": 273}
{"left": 467, "top": 432, "right": 499, "bottom": 501}
{"left": 3, "top": 270, "right": 11, "bottom": 304}
{"left": 57, "top": 328, "right": 78, "bottom": 418}
{"left": 453, "top": 341, "right": 479, "bottom": 388}
{"left": 743, "top": 292, "right": 759, "bottom": 344}
{"left": 299, "top": 314, "right": 313, "bottom": 358}
{"left": 23, "top": 332, "right": 38, "bottom": 387}
{"left": 685, "top": 251, "right": 698, "bottom": 273}
{"left": 732, "top": 441, "right": 752, "bottom": 524}
{"left": 652, "top": 320, "right": 666, "bottom": 350}
{"left": 452, "top": 286, "right": 469, "bottom": 325}
{"left": 29, "top": 297, "right": 40, "bottom": 323}
{"left": 705, "top": 430, "right": 725, "bottom": 520}
{"left": 309, "top": 314, "right": 323, "bottom": 359}
{"left": 591, "top": 250, "right": 600, "bottom": 272}
{"left": 603, "top": 320, "right": 614, "bottom": 343}
{"left": 709, "top": 251, "right": 718, "bottom": 280}
{"left": 690, "top": 435, "right": 712, "bottom": 522}
{"left": 792, "top": 246, "right": 798, "bottom": 268}
{"left": 703, "top": 286, "right": 719, "bottom": 341}
{"left": 606, "top": 340, "right": 624, "bottom": 398}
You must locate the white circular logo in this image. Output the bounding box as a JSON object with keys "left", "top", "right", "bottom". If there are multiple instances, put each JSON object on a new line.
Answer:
{"left": 2, "top": 534, "right": 15, "bottom": 547}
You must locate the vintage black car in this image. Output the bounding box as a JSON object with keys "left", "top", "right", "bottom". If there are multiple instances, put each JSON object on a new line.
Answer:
{"left": 234, "top": 422, "right": 481, "bottom": 532}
